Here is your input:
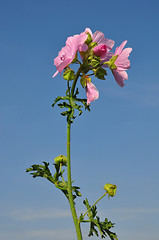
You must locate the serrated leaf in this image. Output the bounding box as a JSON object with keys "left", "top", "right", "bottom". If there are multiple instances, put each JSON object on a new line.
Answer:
{"left": 81, "top": 198, "right": 118, "bottom": 240}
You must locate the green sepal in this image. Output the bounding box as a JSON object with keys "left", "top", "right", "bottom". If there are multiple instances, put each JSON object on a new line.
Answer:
{"left": 90, "top": 42, "right": 98, "bottom": 48}
{"left": 85, "top": 32, "right": 93, "bottom": 45}
{"left": 71, "top": 52, "right": 78, "bottom": 63}
{"left": 94, "top": 67, "right": 107, "bottom": 80}
{"left": 87, "top": 55, "right": 101, "bottom": 68}
{"left": 63, "top": 69, "right": 75, "bottom": 81}
{"left": 104, "top": 55, "right": 118, "bottom": 70}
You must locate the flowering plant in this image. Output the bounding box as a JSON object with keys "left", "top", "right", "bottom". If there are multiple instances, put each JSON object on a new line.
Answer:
{"left": 26, "top": 28, "right": 132, "bottom": 240}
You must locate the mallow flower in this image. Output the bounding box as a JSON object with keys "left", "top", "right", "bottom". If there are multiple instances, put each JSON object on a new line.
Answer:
{"left": 112, "top": 40, "right": 132, "bottom": 87}
{"left": 53, "top": 30, "right": 88, "bottom": 77}
{"left": 84, "top": 28, "right": 115, "bottom": 60}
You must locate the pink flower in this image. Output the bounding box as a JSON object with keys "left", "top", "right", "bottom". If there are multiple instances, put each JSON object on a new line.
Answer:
{"left": 53, "top": 31, "right": 88, "bottom": 77}
{"left": 92, "top": 30, "right": 115, "bottom": 51}
{"left": 113, "top": 41, "right": 132, "bottom": 87}
{"left": 86, "top": 81, "right": 99, "bottom": 105}
{"left": 84, "top": 28, "right": 115, "bottom": 61}
{"left": 79, "top": 28, "right": 115, "bottom": 59}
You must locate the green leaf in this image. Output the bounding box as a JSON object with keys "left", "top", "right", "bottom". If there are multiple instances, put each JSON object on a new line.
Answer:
{"left": 81, "top": 198, "right": 118, "bottom": 240}
{"left": 26, "top": 162, "right": 55, "bottom": 184}
{"left": 52, "top": 96, "right": 68, "bottom": 107}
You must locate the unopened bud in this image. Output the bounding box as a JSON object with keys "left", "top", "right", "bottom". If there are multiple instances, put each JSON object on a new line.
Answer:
{"left": 104, "top": 183, "right": 117, "bottom": 197}
{"left": 54, "top": 155, "right": 67, "bottom": 166}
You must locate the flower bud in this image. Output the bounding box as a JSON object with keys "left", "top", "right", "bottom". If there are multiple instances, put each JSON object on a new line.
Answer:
{"left": 54, "top": 155, "right": 67, "bottom": 166}
{"left": 93, "top": 44, "right": 107, "bottom": 58}
{"left": 63, "top": 69, "right": 75, "bottom": 81}
{"left": 104, "top": 183, "right": 117, "bottom": 197}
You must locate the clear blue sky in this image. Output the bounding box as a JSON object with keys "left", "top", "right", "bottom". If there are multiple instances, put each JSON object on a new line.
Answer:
{"left": 0, "top": 0, "right": 159, "bottom": 240}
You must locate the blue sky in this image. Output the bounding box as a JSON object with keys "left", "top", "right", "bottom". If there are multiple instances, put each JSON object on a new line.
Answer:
{"left": 0, "top": 0, "right": 159, "bottom": 239}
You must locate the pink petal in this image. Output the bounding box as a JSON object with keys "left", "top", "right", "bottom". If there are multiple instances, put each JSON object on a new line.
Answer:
{"left": 92, "top": 31, "right": 115, "bottom": 50}
{"left": 112, "top": 69, "right": 128, "bottom": 87}
{"left": 86, "top": 82, "right": 99, "bottom": 105}
{"left": 115, "top": 48, "right": 132, "bottom": 70}
{"left": 114, "top": 40, "right": 127, "bottom": 56}
{"left": 52, "top": 70, "right": 59, "bottom": 78}
{"left": 102, "top": 52, "right": 114, "bottom": 65}
{"left": 93, "top": 44, "right": 107, "bottom": 58}
{"left": 56, "top": 57, "right": 71, "bottom": 73}
{"left": 85, "top": 28, "right": 92, "bottom": 36}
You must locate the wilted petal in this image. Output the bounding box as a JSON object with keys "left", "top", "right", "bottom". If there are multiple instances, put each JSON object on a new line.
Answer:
{"left": 86, "top": 82, "right": 99, "bottom": 105}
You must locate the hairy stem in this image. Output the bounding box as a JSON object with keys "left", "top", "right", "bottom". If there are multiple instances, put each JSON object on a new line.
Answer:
{"left": 67, "top": 122, "right": 83, "bottom": 240}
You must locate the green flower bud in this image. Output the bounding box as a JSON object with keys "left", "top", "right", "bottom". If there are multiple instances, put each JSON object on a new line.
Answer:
{"left": 54, "top": 155, "right": 67, "bottom": 166}
{"left": 63, "top": 69, "right": 75, "bottom": 81}
{"left": 104, "top": 183, "right": 117, "bottom": 197}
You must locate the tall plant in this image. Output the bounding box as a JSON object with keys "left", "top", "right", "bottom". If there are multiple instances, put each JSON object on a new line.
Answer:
{"left": 27, "top": 28, "right": 132, "bottom": 240}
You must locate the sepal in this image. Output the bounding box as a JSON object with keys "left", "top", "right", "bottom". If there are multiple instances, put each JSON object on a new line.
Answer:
{"left": 104, "top": 55, "right": 118, "bottom": 70}
{"left": 63, "top": 69, "right": 75, "bottom": 81}
{"left": 94, "top": 67, "right": 107, "bottom": 80}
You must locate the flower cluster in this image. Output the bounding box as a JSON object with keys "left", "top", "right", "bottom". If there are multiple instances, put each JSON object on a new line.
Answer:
{"left": 53, "top": 28, "right": 132, "bottom": 105}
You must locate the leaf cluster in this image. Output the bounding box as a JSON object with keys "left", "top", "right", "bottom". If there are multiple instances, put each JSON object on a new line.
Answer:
{"left": 52, "top": 88, "right": 90, "bottom": 124}
{"left": 79, "top": 198, "right": 118, "bottom": 240}
{"left": 26, "top": 162, "right": 81, "bottom": 201}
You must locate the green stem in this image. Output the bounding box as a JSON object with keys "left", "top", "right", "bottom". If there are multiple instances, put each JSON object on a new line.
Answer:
{"left": 59, "top": 163, "right": 65, "bottom": 184}
{"left": 67, "top": 122, "right": 83, "bottom": 240}
{"left": 71, "top": 67, "right": 82, "bottom": 97}
{"left": 82, "top": 192, "right": 107, "bottom": 219}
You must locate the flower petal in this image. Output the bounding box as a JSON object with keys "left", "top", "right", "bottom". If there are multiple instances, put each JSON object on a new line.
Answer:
{"left": 112, "top": 69, "right": 128, "bottom": 87}
{"left": 114, "top": 40, "right": 127, "bottom": 56}
{"left": 92, "top": 31, "right": 115, "bottom": 50}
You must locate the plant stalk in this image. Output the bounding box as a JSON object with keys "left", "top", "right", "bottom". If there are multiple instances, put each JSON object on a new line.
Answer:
{"left": 67, "top": 122, "right": 83, "bottom": 240}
